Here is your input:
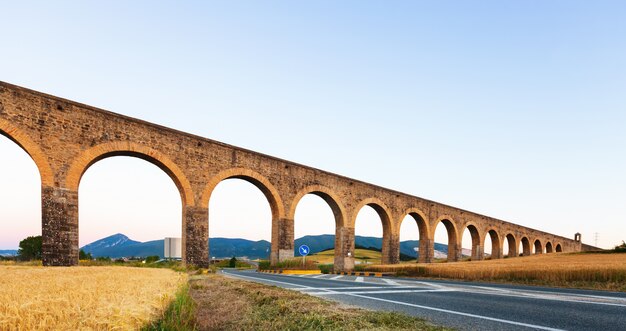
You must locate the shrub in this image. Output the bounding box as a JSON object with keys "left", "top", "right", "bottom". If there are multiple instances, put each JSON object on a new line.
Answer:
{"left": 318, "top": 264, "right": 333, "bottom": 274}
{"left": 17, "top": 236, "right": 42, "bottom": 261}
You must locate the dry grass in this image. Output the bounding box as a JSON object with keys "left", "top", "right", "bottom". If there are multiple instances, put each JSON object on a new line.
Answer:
{"left": 310, "top": 248, "right": 382, "bottom": 265}
{"left": 0, "top": 265, "right": 186, "bottom": 330}
{"left": 365, "top": 253, "right": 626, "bottom": 291}
{"left": 190, "top": 273, "right": 448, "bottom": 331}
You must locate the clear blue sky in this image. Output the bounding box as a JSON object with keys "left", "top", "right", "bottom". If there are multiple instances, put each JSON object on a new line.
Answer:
{"left": 1, "top": 1, "right": 624, "bottom": 250}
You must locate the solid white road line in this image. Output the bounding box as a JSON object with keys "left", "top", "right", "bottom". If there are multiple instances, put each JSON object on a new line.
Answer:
{"left": 297, "top": 286, "right": 425, "bottom": 291}
{"left": 310, "top": 289, "right": 453, "bottom": 295}
{"left": 223, "top": 271, "right": 564, "bottom": 331}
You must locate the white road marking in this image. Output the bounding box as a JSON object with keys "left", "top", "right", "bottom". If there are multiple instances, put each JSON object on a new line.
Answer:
{"left": 342, "top": 292, "right": 564, "bottom": 331}
{"left": 330, "top": 275, "right": 343, "bottom": 280}
{"left": 382, "top": 278, "right": 400, "bottom": 286}
{"left": 297, "top": 286, "right": 425, "bottom": 291}
{"left": 355, "top": 277, "right": 364, "bottom": 282}
{"left": 311, "top": 274, "right": 326, "bottom": 279}
{"left": 223, "top": 271, "right": 564, "bottom": 331}
{"left": 310, "top": 289, "right": 453, "bottom": 295}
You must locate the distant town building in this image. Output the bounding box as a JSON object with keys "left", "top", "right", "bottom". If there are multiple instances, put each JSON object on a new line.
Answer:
{"left": 164, "top": 238, "right": 182, "bottom": 259}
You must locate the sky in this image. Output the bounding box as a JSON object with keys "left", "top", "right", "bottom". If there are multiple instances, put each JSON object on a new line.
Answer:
{"left": 1, "top": 1, "right": 625, "bottom": 250}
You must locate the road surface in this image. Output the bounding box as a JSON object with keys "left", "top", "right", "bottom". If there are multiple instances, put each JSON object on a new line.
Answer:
{"left": 222, "top": 269, "right": 626, "bottom": 330}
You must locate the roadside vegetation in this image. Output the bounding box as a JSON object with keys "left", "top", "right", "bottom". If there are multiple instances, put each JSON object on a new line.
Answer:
{"left": 365, "top": 252, "right": 626, "bottom": 292}
{"left": 189, "top": 273, "right": 449, "bottom": 331}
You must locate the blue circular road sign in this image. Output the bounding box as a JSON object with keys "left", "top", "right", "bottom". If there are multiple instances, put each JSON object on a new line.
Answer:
{"left": 298, "top": 245, "right": 310, "bottom": 256}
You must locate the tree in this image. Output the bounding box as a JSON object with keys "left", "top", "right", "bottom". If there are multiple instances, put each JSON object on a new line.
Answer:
{"left": 17, "top": 236, "right": 42, "bottom": 261}
{"left": 79, "top": 249, "right": 93, "bottom": 260}
{"left": 615, "top": 241, "right": 626, "bottom": 253}
{"left": 229, "top": 256, "right": 237, "bottom": 268}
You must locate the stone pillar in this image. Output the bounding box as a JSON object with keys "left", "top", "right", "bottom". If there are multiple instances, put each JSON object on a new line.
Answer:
{"left": 271, "top": 218, "right": 294, "bottom": 265}
{"left": 42, "top": 186, "right": 79, "bottom": 266}
{"left": 418, "top": 238, "right": 434, "bottom": 263}
{"left": 448, "top": 238, "right": 462, "bottom": 262}
{"left": 472, "top": 244, "right": 484, "bottom": 261}
{"left": 492, "top": 238, "right": 504, "bottom": 259}
{"left": 184, "top": 205, "right": 208, "bottom": 268}
{"left": 385, "top": 233, "right": 400, "bottom": 265}
{"left": 334, "top": 226, "right": 355, "bottom": 272}
{"left": 508, "top": 240, "right": 518, "bottom": 257}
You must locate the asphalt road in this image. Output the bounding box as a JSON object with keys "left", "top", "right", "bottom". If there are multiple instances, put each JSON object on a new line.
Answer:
{"left": 222, "top": 269, "right": 626, "bottom": 331}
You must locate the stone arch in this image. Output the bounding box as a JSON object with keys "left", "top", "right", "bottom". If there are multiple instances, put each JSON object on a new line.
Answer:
{"left": 399, "top": 208, "right": 430, "bottom": 263}
{"left": 66, "top": 141, "right": 194, "bottom": 206}
{"left": 520, "top": 236, "right": 531, "bottom": 256}
{"left": 546, "top": 241, "right": 554, "bottom": 253}
{"left": 534, "top": 239, "right": 543, "bottom": 254}
{"left": 201, "top": 168, "right": 284, "bottom": 219}
{"left": 351, "top": 197, "right": 393, "bottom": 264}
{"left": 555, "top": 243, "right": 563, "bottom": 252}
{"left": 484, "top": 228, "right": 501, "bottom": 259}
{"left": 433, "top": 215, "right": 459, "bottom": 262}
{"left": 401, "top": 208, "right": 430, "bottom": 241}
{"left": 290, "top": 185, "right": 348, "bottom": 269}
{"left": 202, "top": 168, "right": 286, "bottom": 264}
{"left": 0, "top": 118, "right": 54, "bottom": 186}
{"left": 505, "top": 233, "right": 517, "bottom": 257}
{"left": 288, "top": 184, "right": 346, "bottom": 228}
{"left": 462, "top": 222, "right": 482, "bottom": 261}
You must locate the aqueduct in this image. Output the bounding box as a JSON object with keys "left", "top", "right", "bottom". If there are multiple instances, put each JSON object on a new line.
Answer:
{"left": 0, "top": 82, "right": 597, "bottom": 270}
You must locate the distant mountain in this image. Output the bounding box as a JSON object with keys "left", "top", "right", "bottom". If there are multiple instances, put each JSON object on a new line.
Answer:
{"left": 81, "top": 233, "right": 141, "bottom": 257}
{"left": 0, "top": 250, "right": 17, "bottom": 257}
{"left": 81, "top": 233, "right": 462, "bottom": 260}
{"left": 209, "top": 238, "right": 270, "bottom": 259}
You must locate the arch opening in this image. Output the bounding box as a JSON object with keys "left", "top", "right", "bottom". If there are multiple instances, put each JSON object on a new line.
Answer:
{"left": 533, "top": 239, "right": 543, "bottom": 255}
{"left": 504, "top": 233, "right": 516, "bottom": 257}
{"left": 462, "top": 224, "right": 481, "bottom": 261}
{"left": 354, "top": 204, "right": 391, "bottom": 265}
{"left": 485, "top": 229, "right": 501, "bottom": 260}
{"left": 78, "top": 156, "right": 182, "bottom": 259}
{"left": 0, "top": 134, "right": 41, "bottom": 256}
{"left": 434, "top": 219, "right": 458, "bottom": 262}
{"left": 556, "top": 243, "right": 563, "bottom": 252}
{"left": 520, "top": 237, "right": 531, "bottom": 256}
{"left": 546, "top": 241, "right": 553, "bottom": 253}
{"left": 293, "top": 193, "right": 337, "bottom": 262}
{"left": 399, "top": 212, "right": 428, "bottom": 262}
{"left": 208, "top": 178, "right": 273, "bottom": 262}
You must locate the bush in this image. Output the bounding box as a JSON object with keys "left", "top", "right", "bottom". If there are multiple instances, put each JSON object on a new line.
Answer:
{"left": 229, "top": 257, "right": 237, "bottom": 268}
{"left": 258, "top": 260, "right": 271, "bottom": 270}
{"left": 318, "top": 264, "right": 333, "bottom": 274}
{"left": 615, "top": 241, "right": 626, "bottom": 253}
{"left": 79, "top": 249, "right": 93, "bottom": 260}
{"left": 17, "top": 236, "right": 42, "bottom": 261}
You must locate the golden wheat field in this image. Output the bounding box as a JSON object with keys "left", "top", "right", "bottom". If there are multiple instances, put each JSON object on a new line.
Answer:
{"left": 0, "top": 265, "right": 186, "bottom": 330}
{"left": 366, "top": 253, "right": 626, "bottom": 291}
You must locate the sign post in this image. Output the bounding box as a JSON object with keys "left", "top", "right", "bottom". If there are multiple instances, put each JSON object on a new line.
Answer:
{"left": 298, "top": 244, "right": 310, "bottom": 267}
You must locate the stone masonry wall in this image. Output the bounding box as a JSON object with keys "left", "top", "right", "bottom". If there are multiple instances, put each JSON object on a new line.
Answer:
{"left": 0, "top": 81, "right": 589, "bottom": 269}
